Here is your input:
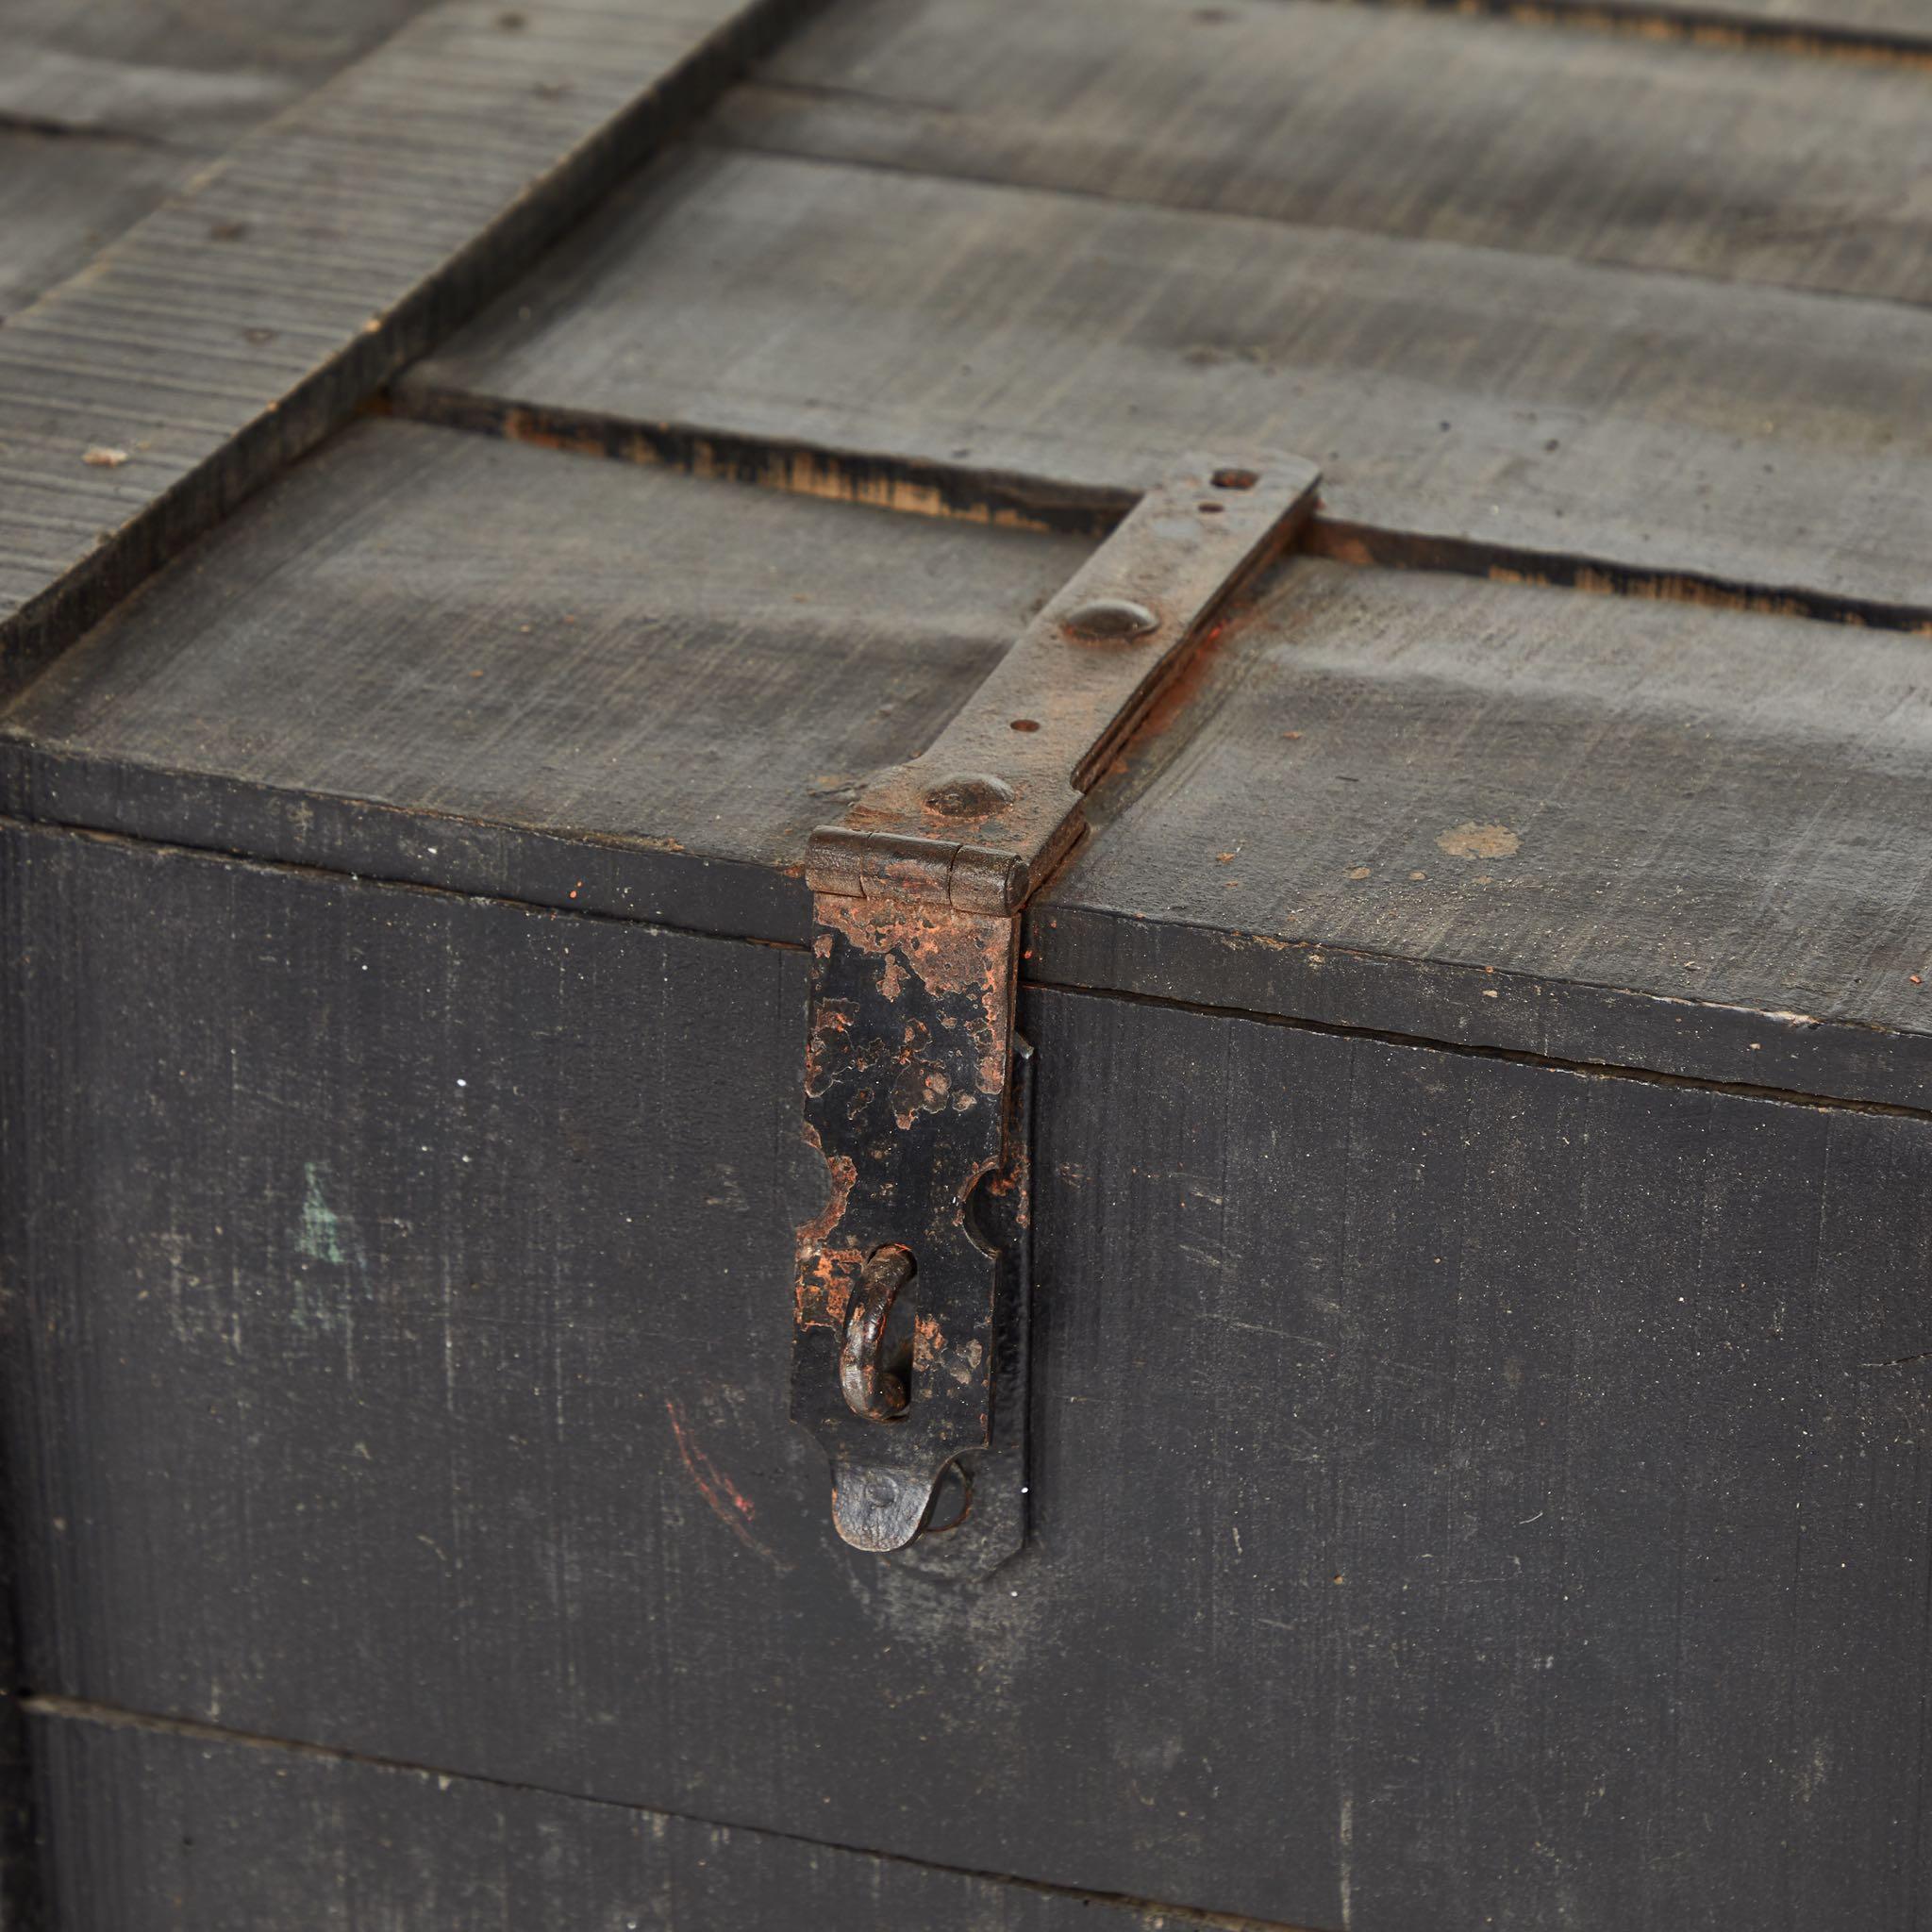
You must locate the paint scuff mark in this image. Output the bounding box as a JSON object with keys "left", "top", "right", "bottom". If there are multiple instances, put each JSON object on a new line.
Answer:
{"left": 297, "top": 1161, "right": 351, "bottom": 1266}
{"left": 665, "top": 1398, "right": 791, "bottom": 1571}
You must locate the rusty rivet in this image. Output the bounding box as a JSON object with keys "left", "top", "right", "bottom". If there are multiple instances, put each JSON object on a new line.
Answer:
{"left": 923, "top": 772, "right": 1016, "bottom": 817}
{"left": 1062, "top": 597, "right": 1159, "bottom": 642}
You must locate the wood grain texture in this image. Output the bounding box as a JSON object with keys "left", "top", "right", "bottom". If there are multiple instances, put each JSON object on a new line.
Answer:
{"left": 0, "top": 0, "right": 433, "bottom": 147}
{"left": 720, "top": 0, "right": 1932, "bottom": 306}
{"left": 12, "top": 420, "right": 1929, "bottom": 1107}
{"left": 0, "top": 132, "right": 193, "bottom": 324}
{"left": 1346, "top": 0, "right": 1932, "bottom": 44}
{"left": 1039, "top": 557, "right": 1932, "bottom": 1110}
{"left": 406, "top": 145, "right": 1932, "bottom": 625}
{"left": 0, "top": 0, "right": 441, "bottom": 321}
{"left": 30, "top": 1705, "right": 1196, "bottom": 1932}
{"left": 0, "top": 419, "right": 1088, "bottom": 946}
{"left": 6, "top": 822, "right": 1929, "bottom": 1930}
{"left": 0, "top": 0, "right": 439, "bottom": 89}
{"left": 0, "top": 0, "right": 821, "bottom": 705}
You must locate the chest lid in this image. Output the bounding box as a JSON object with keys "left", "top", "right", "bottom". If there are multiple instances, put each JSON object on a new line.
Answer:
{"left": 6, "top": 0, "right": 1932, "bottom": 1125}
{"left": 6, "top": 403, "right": 1931, "bottom": 1117}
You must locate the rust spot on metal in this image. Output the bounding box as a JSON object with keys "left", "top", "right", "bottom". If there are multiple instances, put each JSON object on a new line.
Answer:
{"left": 818, "top": 895, "right": 1012, "bottom": 1098}
{"left": 912, "top": 1311, "right": 945, "bottom": 1373}
{"left": 794, "top": 1119, "right": 859, "bottom": 1330}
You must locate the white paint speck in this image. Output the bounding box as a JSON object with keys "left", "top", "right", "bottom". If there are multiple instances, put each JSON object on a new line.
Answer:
{"left": 1339, "top": 1791, "right": 1355, "bottom": 1931}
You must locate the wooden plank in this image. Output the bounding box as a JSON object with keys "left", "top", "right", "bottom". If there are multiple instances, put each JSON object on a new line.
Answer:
{"left": 7, "top": 823, "right": 1929, "bottom": 1929}
{"left": 0, "top": 131, "right": 194, "bottom": 323}
{"left": 0, "top": 47, "right": 305, "bottom": 149}
{"left": 719, "top": 0, "right": 1932, "bottom": 306}
{"left": 405, "top": 146, "right": 1932, "bottom": 626}
{"left": 9, "top": 421, "right": 1931, "bottom": 1107}
{"left": 1389, "top": 0, "right": 1932, "bottom": 44}
{"left": 29, "top": 1704, "right": 1182, "bottom": 1932}
{"left": 0, "top": 418, "right": 1088, "bottom": 948}
{"left": 0, "top": 0, "right": 441, "bottom": 317}
{"left": 0, "top": 0, "right": 438, "bottom": 92}
{"left": 0, "top": 0, "right": 823, "bottom": 705}
{"left": 1037, "top": 555, "right": 1932, "bottom": 1109}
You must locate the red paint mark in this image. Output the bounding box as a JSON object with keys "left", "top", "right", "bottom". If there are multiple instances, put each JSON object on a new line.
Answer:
{"left": 664, "top": 1399, "right": 791, "bottom": 1570}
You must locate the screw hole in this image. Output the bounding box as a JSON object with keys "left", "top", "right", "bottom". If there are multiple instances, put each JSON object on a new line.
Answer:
{"left": 1198, "top": 501, "right": 1224, "bottom": 514}
{"left": 1211, "top": 466, "right": 1259, "bottom": 491}
{"left": 1010, "top": 718, "right": 1041, "bottom": 733}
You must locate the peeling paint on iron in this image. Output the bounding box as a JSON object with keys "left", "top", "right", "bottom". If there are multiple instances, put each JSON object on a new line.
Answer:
{"left": 793, "top": 1118, "right": 859, "bottom": 1330}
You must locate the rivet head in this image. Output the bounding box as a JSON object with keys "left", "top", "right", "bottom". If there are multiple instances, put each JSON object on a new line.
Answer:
{"left": 924, "top": 772, "right": 1016, "bottom": 817}
{"left": 1061, "top": 597, "right": 1159, "bottom": 641}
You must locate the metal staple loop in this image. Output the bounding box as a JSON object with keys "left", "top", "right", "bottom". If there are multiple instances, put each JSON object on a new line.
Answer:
{"left": 840, "top": 1246, "right": 916, "bottom": 1421}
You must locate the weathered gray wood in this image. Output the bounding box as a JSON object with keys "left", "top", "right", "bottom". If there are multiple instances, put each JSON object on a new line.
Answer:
{"left": 30, "top": 1704, "right": 1183, "bottom": 1932}
{"left": 0, "top": 0, "right": 438, "bottom": 89}
{"left": 9, "top": 421, "right": 1932, "bottom": 1108}
{"left": 0, "top": 419, "right": 1088, "bottom": 946}
{"left": 0, "top": 131, "right": 193, "bottom": 323}
{"left": 1407, "top": 0, "right": 1932, "bottom": 40}
{"left": 0, "top": 0, "right": 444, "bottom": 322}
{"left": 0, "top": 0, "right": 821, "bottom": 703}
{"left": 6, "top": 822, "right": 1929, "bottom": 1931}
{"left": 0, "top": 0, "right": 435, "bottom": 148}
{"left": 722, "top": 0, "right": 1932, "bottom": 308}
{"left": 406, "top": 145, "right": 1932, "bottom": 626}
{"left": 0, "top": 48, "right": 295, "bottom": 148}
{"left": 1038, "top": 556, "right": 1932, "bottom": 1110}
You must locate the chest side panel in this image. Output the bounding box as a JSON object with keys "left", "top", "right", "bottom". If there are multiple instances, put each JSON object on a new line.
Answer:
{"left": 29, "top": 1707, "right": 1147, "bottom": 1932}
{"left": 5, "top": 823, "right": 1926, "bottom": 1929}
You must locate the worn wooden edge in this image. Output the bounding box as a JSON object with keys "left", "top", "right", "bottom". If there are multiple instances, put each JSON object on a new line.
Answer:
{"left": 386, "top": 385, "right": 1136, "bottom": 534}
{"left": 1293, "top": 0, "right": 1932, "bottom": 64}
{"left": 24, "top": 1695, "right": 1324, "bottom": 1932}
{"left": 1023, "top": 906, "right": 1932, "bottom": 1120}
{"left": 1303, "top": 519, "right": 1932, "bottom": 636}
{"left": 8, "top": 744, "right": 1931, "bottom": 1120}
{"left": 0, "top": 751, "right": 808, "bottom": 949}
{"left": 395, "top": 389, "right": 1932, "bottom": 641}
{"left": 0, "top": 0, "right": 831, "bottom": 707}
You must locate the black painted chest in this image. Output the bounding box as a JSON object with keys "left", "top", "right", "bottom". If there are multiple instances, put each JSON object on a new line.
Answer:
{"left": 2, "top": 0, "right": 1930, "bottom": 1927}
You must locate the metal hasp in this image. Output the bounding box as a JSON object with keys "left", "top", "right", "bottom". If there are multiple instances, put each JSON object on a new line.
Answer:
{"left": 791, "top": 451, "right": 1322, "bottom": 1560}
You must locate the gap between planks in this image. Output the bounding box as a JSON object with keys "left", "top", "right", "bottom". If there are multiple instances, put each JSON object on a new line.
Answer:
{"left": 8, "top": 815, "right": 1926, "bottom": 1127}
{"left": 1283, "top": 0, "right": 1932, "bottom": 68}
{"left": 0, "top": 0, "right": 838, "bottom": 709}
{"left": 385, "top": 388, "right": 1932, "bottom": 638}
{"left": 22, "top": 1694, "right": 1322, "bottom": 1932}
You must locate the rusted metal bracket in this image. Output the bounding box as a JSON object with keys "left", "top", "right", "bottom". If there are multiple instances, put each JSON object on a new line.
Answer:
{"left": 791, "top": 451, "right": 1322, "bottom": 1561}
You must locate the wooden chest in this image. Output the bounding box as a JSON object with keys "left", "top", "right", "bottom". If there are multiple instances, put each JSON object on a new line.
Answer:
{"left": 4, "top": 0, "right": 1931, "bottom": 1926}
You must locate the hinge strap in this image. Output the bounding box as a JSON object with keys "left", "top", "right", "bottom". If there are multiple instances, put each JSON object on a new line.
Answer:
{"left": 791, "top": 450, "right": 1321, "bottom": 1560}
